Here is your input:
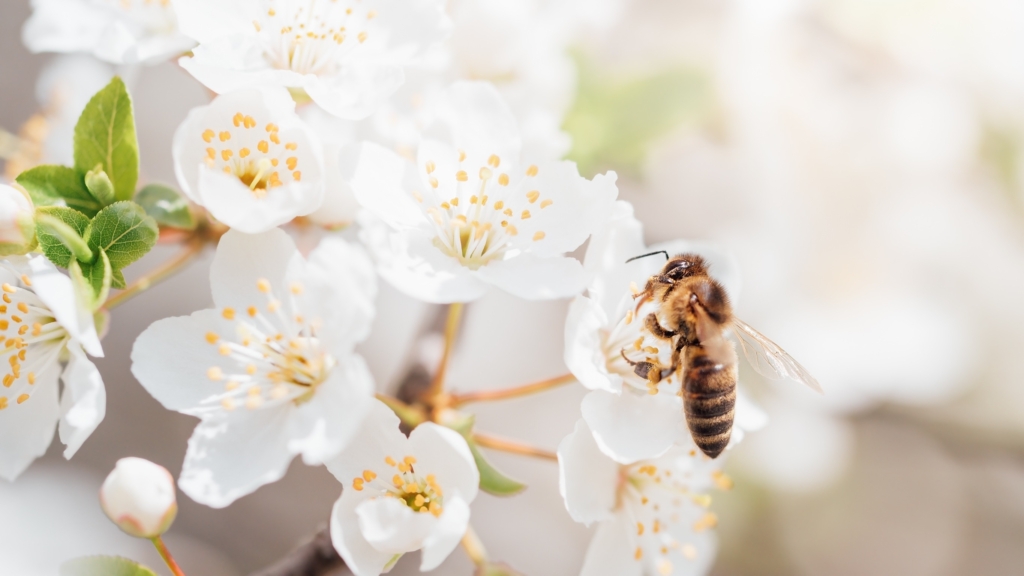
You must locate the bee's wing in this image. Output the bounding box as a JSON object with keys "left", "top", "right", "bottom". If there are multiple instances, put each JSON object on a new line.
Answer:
{"left": 731, "top": 318, "right": 823, "bottom": 394}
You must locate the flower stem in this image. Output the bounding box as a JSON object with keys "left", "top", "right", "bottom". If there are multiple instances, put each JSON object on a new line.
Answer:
{"left": 460, "top": 524, "right": 488, "bottom": 567}
{"left": 104, "top": 238, "right": 205, "bottom": 310}
{"left": 473, "top": 432, "right": 558, "bottom": 461}
{"left": 376, "top": 393, "right": 427, "bottom": 428}
{"left": 151, "top": 535, "right": 186, "bottom": 576}
{"left": 427, "top": 303, "right": 464, "bottom": 401}
{"left": 449, "top": 373, "right": 576, "bottom": 406}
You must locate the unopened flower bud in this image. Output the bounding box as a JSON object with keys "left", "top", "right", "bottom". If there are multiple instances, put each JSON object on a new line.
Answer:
{"left": 0, "top": 184, "right": 35, "bottom": 255}
{"left": 100, "top": 457, "right": 178, "bottom": 538}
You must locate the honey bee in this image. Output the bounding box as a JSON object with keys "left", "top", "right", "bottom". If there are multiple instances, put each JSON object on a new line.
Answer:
{"left": 622, "top": 251, "right": 822, "bottom": 458}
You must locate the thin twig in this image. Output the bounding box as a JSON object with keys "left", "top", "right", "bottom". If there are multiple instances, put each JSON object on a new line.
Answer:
{"left": 449, "top": 373, "right": 577, "bottom": 406}
{"left": 426, "top": 303, "right": 463, "bottom": 401}
{"left": 103, "top": 237, "right": 204, "bottom": 310}
{"left": 246, "top": 527, "right": 343, "bottom": 576}
{"left": 376, "top": 393, "right": 427, "bottom": 428}
{"left": 151, "top": 536, "right": 187, "bottom": 576}
{"left": 473, "top": 432, "right": 558, "bottom": 461}
{"left": 461, "top": 524, "right": 489, "bottom": 567}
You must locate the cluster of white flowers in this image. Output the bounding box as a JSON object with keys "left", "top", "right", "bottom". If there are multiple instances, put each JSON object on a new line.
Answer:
{"left": 1, "top": 1, "right": 780, "bottom": 575}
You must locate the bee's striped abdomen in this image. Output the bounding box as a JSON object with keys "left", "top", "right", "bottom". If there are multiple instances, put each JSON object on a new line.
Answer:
{"left": 682, "top": 348, "right": 737, "bottom": 459}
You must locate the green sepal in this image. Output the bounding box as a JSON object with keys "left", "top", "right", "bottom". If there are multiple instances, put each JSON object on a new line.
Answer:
{"left": 60, "top": 556, "right": 158, "bottom": 576}
{"left": 70, "top": 250, "right": 112, "bottom": 311}
{"left": 84, "top": 201, "right": 158, "bottom": 273}
{"left": 444, "top": 413, "right": 527, "bottom": 496}
{"left": 74, "top": 77, "right": 139, "bottom": 202}
{"left": 135, "top": 183, "right": 196, "bottom": 230}
{"left": 34, "top": 207, "right": 92, "bottom": 267}
{"left": 84, "top": 165, "right": 116, "bottom": 206}
{"left": 15, "top": 165, "right": 103, "bottom": 217}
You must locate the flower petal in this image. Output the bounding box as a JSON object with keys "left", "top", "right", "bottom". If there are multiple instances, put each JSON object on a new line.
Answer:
{"left": 476, "top": 253, "right": 588, "bottom": 300}
{"left": 22, "top": 0, "right": 109, "bottom": 56}
{"left": 178, "top": 407, "right": 294, "bottom": 508}
{"left": 0, "top": 361, "right": 60, "bottom": 481}
{"left": 171, "top": 0, "right": 254, "bottom": 44}
{"left": 564, "top": 296, "right": 620, "bottom": 393}
{"left": 579, "top": 513, "right": 643, "bottom": 576}
{"left": 210, "top": 228, "right": 303, "bottom": 314}
{"left": 130, "top": 308, "right": 233, "bottom": 416}
{"left": 325, "top": 398, "right": 405, "bottom": 484}
{"left": 408, "top": 423, "right": 479, "bottom": 504}
{"left": 419, "top": 494, "right": 470, "bottom": 571}
{"left": 583, "top": 201, "right": 647, "bottom": 317}
{"left": 331, "top": 490, "right": 398, "bottom": 576}
{"left": 356, "top": 496, "right": 438, "bottom": 555}
{"left": 432, "top": 81, "right": 522, "bottom": 167}
{"left": 513, "top": 166, "right": 618, "bottom": 258}
{"left": 557, "top": 419, "right": 618, "bottom": 526}
{"left": 288, "top": 355, "right": 375, "bottom": 465}
{"left": 197, "top": 168, "right": 323, "bottom": 234}
{"left": 58, "top": 343, "right": 105, "bottom": 459}
{"left": 350, "top": 143, "right": 428, "bottom": 230}
{"left": 303, "top": 237, "right": 377, "bottom": 354}
{"left": 581, "top": 390, "right": 679, "bottom": 464}
{"left": 28, "top": 255, "right": 101, "bottom": 357}
{"left": 303, "top": 64, "right": 406, "bottom": 121}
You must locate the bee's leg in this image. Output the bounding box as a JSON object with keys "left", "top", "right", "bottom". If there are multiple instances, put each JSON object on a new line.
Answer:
{"left": 644, "top": 313, "right": 676, "bottom": 341}
{"left": 620, "top": 349, "right": 663, "bottom": 384}
{"left": 668, "top": 339, "right": 688, "bottom": 393}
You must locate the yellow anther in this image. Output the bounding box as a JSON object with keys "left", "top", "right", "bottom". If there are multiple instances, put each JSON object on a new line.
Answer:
{"left": 2, "top": 283, "right": 16, "bottom": 294}
{"left": 367, "top": 10, "right": 377, "bottom": 18}
{"left": 425, "top": 161, "right": 435, "bottom": 174}
{"left": 266, "top": 123, "right": 279, "bottom": 133}
{"left": 16, "top": 302, "right": 27, "bottom": 314}
{"left": 358, "top": 31, "right": 368, "bottom": 42}
{"left": 657, "top": 559, "right": 673, "bottom": 575}
{"left": 470, "top": 195, "right": 478, "bottom": 204}
{"left": 682, "top": 544, "right": 698, "bottom": 560}
{"left": 290, "top": 282, "right": 303, "bottom": 295}
{"left": 258, "top": 140, "right": 269, "bottom": 153}
{"left": 521, "top": 210, "right": 531, "bottom": 219}
{"left": 488, "top": 155, "right": 500, "bottom": 167}
{"left": 17, "top": 325, "right": 27, "bottom": 336}
{"left": 205, "top": 332, "right": 219, "bottom": 344}
{"left": 540, "top": 199, "right": 553, "bottom": 209}
{"left": 221, "top": 149, "right": 234, "bottom": 161}
{"left": 267, "top": 300, "right": 281, "bottom": 313}
{"left": 429, "top": 176, "right": 438, "bottom": 189}
{"left": 479, "top": 167, "right": 492, "bottom": 180}
{"left": 385, "top": 456, "right": 397, "bottom": 466}
{"left": 458, "top": 149, "right": 466, "bottom": 161}
{"left": 533, "top": 231, "right": 546, "bottom": 241}
{"left": 27, "top": 372, "right": 35, "bottom": 385}
{"left": 692, "top": 513, "right": 718, "bottom": 533}
{"left": 246, "top": 395, "right": 263, "bottom": 409}
{"left": 456, "top": 170, "right": 468, "bottom": 182}
{"left": 392, "top": 474, "right": 403, "bottom": 487}
{"left": 10, "top": 315, "right": 21, "bottom": 324}
{"left": 246, "top": 364, "right": 257, "bottom": 375}
{"left": 635, "top": 547, "right": 643, "bottom": 560}
{"left": 397, "top": 462, "right": 411, "bottom": 473}
{"left": 404, "top": 483, "right": 419, "bottom": 493}
{"left": 503, "top": 208, "right": 513, "bottom": 216}
{"left": 257, "top": 279, "right": 271, "bottom": 293}
{"left": 450, "top": 197, "right": 459, "bottom": 207}
{"left": 414, "top": 494, "right": 425, "bottom": 507}
{"left": 286, "top": 157, "right": 298, "bottom": 170}
{"left": 352, "top": 478, "right": 365, "bottom": 491}
{"left": 637, "top": 522, "right": 645, "bottom": 535}
{"left": 526, "top": 165, "right": 539, "bottom": 176}
{"left": 207, "top": 367, "right": 224, "bottom": 381}
{"left": 16, "top": 394, "right": 28, "bottom": 404}
{"left": 285, "top": 142, "right": 297, "bottom": 150}
{"left": 493, "top": 200, "right": 504, "bottom": 210}
{"left": 218, "top": 344, "right": 231, "bottom": 356}
{"left": 363, "top": 470, "right": 377, "bottom": 482}
{"left": 292, "top": 171, "right": 301, "bottom": 181}
{"left": 239, "top": 147, "right": 251, "bottom": 158}
{"left": 403, "top": 456, "right": 416, "bottom": 465}
{"left": 225, "top": 380, "right": 240, "bottom": 391}
{"left": 653, "top": 520, "right": 661, "bottom": 533}
{"left": 222, "top": 307, "right": 236, "bottom": 320}
{"left": 219, "top": 131, "right": 231, "bottom": 142}
{"left": 0, "top": 396, "right": 7, "bottom": 410}
{"left": 0, "top": 321, "right": 8, "bottom": 331}
{"left": 526, "top": 190, "right": 540, "bottom": 203}
{"left": 498, "top": 174, "right": 509, "bottom": 186}
{"left": 2, "top": 374, "right": 12, "bottom": 387}
{"left": 202, "top": 129, "right": 215, "bottom": 143}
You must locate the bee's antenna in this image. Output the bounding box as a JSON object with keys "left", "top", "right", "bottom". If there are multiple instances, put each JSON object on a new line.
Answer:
{"left": 625, "top": 250, "right": 670, "bottom": 264}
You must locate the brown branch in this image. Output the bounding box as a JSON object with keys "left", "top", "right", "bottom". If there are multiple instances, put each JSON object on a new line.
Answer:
{"left": 473, "top": 432, "right": 559, "bottom": 461}
{"left": 247, "top": 527, "right": 343, "bottom": 576}
{"left": 449, "top": 373, "right": 577, "bottom": 406}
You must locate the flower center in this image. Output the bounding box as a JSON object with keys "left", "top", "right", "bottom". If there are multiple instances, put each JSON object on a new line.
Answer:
{"left": 416, "top": 154, "right": 552, "bottom": 269}
{"left": 351, "top": 455, "right": 445, "bottom": 517}
{"left": 603, "top": 293, "right": 677, "bottom": 395}
{"left": 203, "top": 279, "right": 332, "bottom": 411}
{"left": 0, "top": 279, "right": 68, "bottom": 410}
{"left": 201, "top": 115, "right": 302, "bottom": 197}
{"left": 620, "top": 463, "right": 720, "bottom": 574}
{"left": 253, "top": 0, "right": 375, "bottom": 75}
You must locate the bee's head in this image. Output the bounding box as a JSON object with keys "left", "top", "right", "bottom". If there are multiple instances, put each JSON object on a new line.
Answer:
{"left": 662, "top": 254, "right": 707, "bottom": 280}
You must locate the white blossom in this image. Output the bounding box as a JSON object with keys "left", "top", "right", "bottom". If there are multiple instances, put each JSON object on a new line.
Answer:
{"left": 565, "top": 202, "right": 764, "bottom": 463}
{"left": 0, "top": 186, "right": 36, "bottom": 255}
{"left": 352, "top": 81, "right": 618, "bottom": 303}
{"left": 131, "top": 228, "right": 376, "bottom": 507}
{"left": 0, "top": 256, "right": 105, "bottom": 481}
{"left": 100, "top": 457, "right": 177, "bottom": 538}
{"left": 559, "top": 419, "right": 723, "bottom": 576}
{"left": 327, "top": 400, "right": 478, "bottom": 576}
{"left": 172, "top": 87, "right": 325, "bottom": 234}
{"left": 23, "top": 0, "right": 194, "bottom": 65}
{"left": 173, "top": 0, "right": 451, "bottom": 120}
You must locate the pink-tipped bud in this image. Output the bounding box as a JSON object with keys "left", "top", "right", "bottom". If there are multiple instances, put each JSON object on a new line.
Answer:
{"left": 100, "top": 457, "right": 178, "bottom": 539}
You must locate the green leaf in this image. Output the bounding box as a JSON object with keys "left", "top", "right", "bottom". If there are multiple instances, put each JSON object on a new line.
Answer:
{"left": 35, "top": 207, "right": 92, "bottom": 267}
{"left": 15, "top": 165, "right": 103, "bottom": 217}
{"left": 84, "top": 165, "right": 116, "bottom": 206}
{"left": 468, "top": 438, "right": 527, "bottom": 496}
{"left": 84, "top": 201, "right": 158, "bottom": 272}
{"left": 74, "top": 77, "right": 139, "bottom": 202}
{"left": 112, "top": 268, "right": 126, "bottom": 290}
{"left": 136, "top": 183, "right": 196, "bottom": 230}
{"left": 60, "top": 556, "right": 158, "bottom": 576}
{"left": 76, "top": 250, "right": 113, "bottom": 307}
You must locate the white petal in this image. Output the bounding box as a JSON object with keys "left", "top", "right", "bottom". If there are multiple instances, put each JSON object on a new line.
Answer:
{"left": 477, "top": 254, "right": 588, "bottom": 300}
{"left": 178, "top": 408, "right": 294, "bottom": 508}
{"left": 324, "top": 398, "right": 405, "bottom": 484}
{"left": 557, "top": 420, "right": 618, "bottom": 526}
{"left": 514, "top": 167, "right": 618, "bottom": 258}
{"left": 210, "top": 228, "right": 303, "bottom": 313}
{"left": 28, "top": 256, "right": 102, "bottom": 357}
{"left": 581, "top": 390, "right": 679, "bottom": 464}
{"left": 356, "top": 496, "right": 437, "bottom": 554}
{"left": 0, "top": 361, "right": 60, "bottom": 481}
{"left": 198, "top": 168, "right": 323, "bottom": 234}
{"left": 408, "top": 423, "right": 479, "bottom": 504}
{"left": 331, "top": 490, "right": 398, "bottom": 576}
{"left": 303, "top": 65, "right": 405, "bottom": 121}
{"left": 179, "top": 40, "right": 303, "bottom": 95}
{"left": 130, "top": 309, "right": 232, "bottom": 416}
{"left": 58, "top": 344, "right": 105, "bottom": 458}
{"left": 564, "top": 296, "right": 620, "bottom": 393}
{"left": 303, "top": 237, "right": 377, "bottom": 354}
{"left": 307, "top": 142, "right": 361, "bottom": 227}
{"left": 433, "top": 82, "right": 521, "bottom": 164}
{"left": 358, "top": 215, "right": 489, "bottom": 304}
{"left": 350, "top": 143, "right": 428, "bottom": 230}
{"left": 735, "top": 387, "right": 768, "bottom": 433}
{"left": 583, "top": 201, "right": 647, "bottom": 317}
{"left": 170, "top": 0, "right": 253, "bottom": 44}
{"left": 419, "top": 495, "right": 470, "bottom": 571}
{"left": 288, "top": 355, "right": 375, "bottom": 465}
{"left": 580, "top": 513, "right": 643, "bottom": 576}
{"left": 22, "top": 0, "right": 108, "bottom": 56}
